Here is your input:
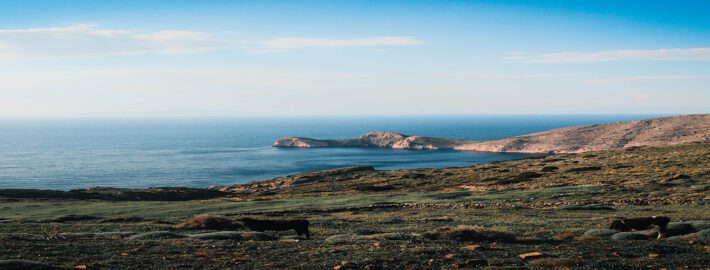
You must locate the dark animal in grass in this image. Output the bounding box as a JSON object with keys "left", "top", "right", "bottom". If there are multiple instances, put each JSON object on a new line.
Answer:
{"left": 174, "top": 214, "right": 244, "bottom": 230}
{"left": 609, "top": 216, "right": 670, "bottom": 238}
{"left": 239, "top": 218, "right": 310, "bottom": 239}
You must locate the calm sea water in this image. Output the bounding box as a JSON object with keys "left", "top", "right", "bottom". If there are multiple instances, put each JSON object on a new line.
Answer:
{"left": 0, "top": 115, "right": 661, "bottom": 190}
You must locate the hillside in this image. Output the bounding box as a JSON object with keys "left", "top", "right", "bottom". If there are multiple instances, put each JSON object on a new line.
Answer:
{"left": 273, "top": 114, "right": 710, "bottom": 153}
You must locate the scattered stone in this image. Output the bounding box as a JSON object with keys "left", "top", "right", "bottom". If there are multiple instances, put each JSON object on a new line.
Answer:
{"left": 519, "top": 251, "right": 545, "bottom": 260}
{"left": 557, "top": 204, "right": 614, "bottom": 211}
{"left": 611, "top": 232, "right": 649, "bottom": 240}
{"left": 444, "top": 253, "right": 455, "bottom": 259}
{"left": 0, "top": 259, "right": 58, "bottom": 270}
{"left": 128, "top": 231, "right": 187, "bottom": 240}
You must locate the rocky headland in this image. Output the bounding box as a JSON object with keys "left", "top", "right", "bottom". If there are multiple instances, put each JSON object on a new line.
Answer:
{"left": 273, "top": 114, "right": 710, "bottom": 153}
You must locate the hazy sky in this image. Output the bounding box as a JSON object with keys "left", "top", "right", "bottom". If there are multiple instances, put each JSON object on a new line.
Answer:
{"left": 1, "top": 0, "right": 708, "bottom": 117}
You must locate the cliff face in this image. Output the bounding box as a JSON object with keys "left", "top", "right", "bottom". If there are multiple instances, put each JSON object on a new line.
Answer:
{"left": 273, "top": 114, "right": 710, "bottom": 153}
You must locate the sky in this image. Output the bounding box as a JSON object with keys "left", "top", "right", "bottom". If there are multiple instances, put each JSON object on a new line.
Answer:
{"left": 0, "top": 0, "right": 708, "bottom": 117}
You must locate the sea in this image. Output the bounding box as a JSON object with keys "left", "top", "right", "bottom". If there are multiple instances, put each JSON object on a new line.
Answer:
{"left": 0, "top": 115, "right": 662, "bottom": 190}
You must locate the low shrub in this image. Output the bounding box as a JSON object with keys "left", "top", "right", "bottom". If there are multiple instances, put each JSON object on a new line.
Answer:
{"left": 174, "top": 214, "right": 244, "bottom": 230}
{"left": 423, "top": 225, "right": 515, "bottom": 242}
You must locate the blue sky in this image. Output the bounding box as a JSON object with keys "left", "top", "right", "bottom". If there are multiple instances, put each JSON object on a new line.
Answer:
{"left": 0, "top": 0, "right": 708, "bottom": 117}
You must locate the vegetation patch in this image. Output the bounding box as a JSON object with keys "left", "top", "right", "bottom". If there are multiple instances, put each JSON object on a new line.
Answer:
{"left": 423, "top": 225, "right": 515, "bottom": 242}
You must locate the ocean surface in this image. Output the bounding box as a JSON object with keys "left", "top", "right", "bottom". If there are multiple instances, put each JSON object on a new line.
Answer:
{"left": 0, "top": 115, "right": 662, "bottom": 190}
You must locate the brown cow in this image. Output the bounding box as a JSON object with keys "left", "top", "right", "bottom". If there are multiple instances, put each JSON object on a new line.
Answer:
{"left": 609, "top": 216, "right": 670, "bottom": 238}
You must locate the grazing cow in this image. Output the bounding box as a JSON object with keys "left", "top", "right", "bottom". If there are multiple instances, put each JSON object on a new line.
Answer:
{"left": 609, "top": 216, "right": 671, "bottom": 238}
{"left": 239, "top": 218, "right": 310, "bottom": 239}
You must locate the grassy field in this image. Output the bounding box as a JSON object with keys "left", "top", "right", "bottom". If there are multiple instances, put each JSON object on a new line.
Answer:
{"left": 1, "top": 143, "right": 708, "bottom": 269}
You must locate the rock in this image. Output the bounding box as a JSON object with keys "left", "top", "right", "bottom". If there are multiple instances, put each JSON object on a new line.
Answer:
{"left": 460, "top": 244, "right": 481, "bottom": 251}
{"left": 557, "top": 204, "right": 614, "bottom": 211}
{"left": 687, "top": 220, "right": 710, "bottom": 231}
{"left": 665, "top": 222, "right": 697, "bottom": 237}
{"left": 583, "top": 229, "right": 618, "bottom": 238}
{"left": 519, "top": 251, "right": 545, "bottom": 260}
{"left": 189, "top": 231, "right": 277, "bottom": 241}
{"left": 0, "top": 259, "right": 58, "bottom": 270}
{"left": 681, "top": 229, "right": 710, "bottom": 244}
{"left": 128, "top": 231, "right": 186, "bottom": 240}
{"left": 444, "top": 253, "right": 455, "bottom": 259}
{"left": 555, "top": 233, "right": 577, "bottom": 240}
{"left": 611, "top": 232, "right": 649, "bottom": 240}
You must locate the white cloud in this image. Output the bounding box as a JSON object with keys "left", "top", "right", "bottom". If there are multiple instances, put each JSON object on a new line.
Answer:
{"left": 0, "top": 23, "right": 241, "bottom": 60}
{"left": 504, "top": 47, "right": 710, "bottom": 63}
{"left": 588, "top": 75, "right": 710, "bottom": 84}
{"left": 429, "top": 71, "right": 582, "bottom": 81}
{"left": 264, "top": 36, "right": 423, "bottom": 49}
{"left": 0, "top": 24, "right": 424, "bottom": 61}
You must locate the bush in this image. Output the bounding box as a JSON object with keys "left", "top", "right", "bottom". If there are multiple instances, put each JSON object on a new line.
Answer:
{"left": 423, "top": 225, "right": 515, "bottom": 242}
{"left": 174, "top": 214, "right": 244, "bottom": 230}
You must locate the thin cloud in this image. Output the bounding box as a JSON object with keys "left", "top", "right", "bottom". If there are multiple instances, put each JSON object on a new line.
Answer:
{"left": 504, "top": 47, "right": 710, "bottom": 63}
{"left": 264, "top": 37, "right": 423, "bottom": 49}
{"left": 588, "top": 75, "right": 710, "bottom": 84}
{"left": 0, "top": 24, "right": 424, "bottom": 61}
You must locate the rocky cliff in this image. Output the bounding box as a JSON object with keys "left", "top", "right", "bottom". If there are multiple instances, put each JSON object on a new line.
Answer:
{"left": 273, "top": 114, "right": 710, "bottom": 153}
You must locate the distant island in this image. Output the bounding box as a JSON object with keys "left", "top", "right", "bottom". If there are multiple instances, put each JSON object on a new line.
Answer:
{"left": 274, "top": 114, "right": 710, "bottom": 153}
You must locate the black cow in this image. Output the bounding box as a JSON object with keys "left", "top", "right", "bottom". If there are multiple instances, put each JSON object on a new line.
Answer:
{"left": 609, "top": 216, "right": 670, "bottom": 238}
{"left": 239, "top": 218, "right": 310, "bottom": 239}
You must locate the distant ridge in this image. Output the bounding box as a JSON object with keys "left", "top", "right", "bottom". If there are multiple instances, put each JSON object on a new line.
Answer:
{"left": 273, "top": 114, "right": 710, "bottom": 153}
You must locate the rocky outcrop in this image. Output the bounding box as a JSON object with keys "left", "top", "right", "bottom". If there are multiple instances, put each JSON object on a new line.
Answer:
{"left": 273, "top": 131, "right": 468, "bottom": 150}
{"left": 273, "top": 114, "right": 710, "bottom": 153}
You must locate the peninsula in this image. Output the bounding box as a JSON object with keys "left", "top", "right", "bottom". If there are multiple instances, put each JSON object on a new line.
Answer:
{"left": 274, "top": 114, "right": 710, "bottom": 153}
